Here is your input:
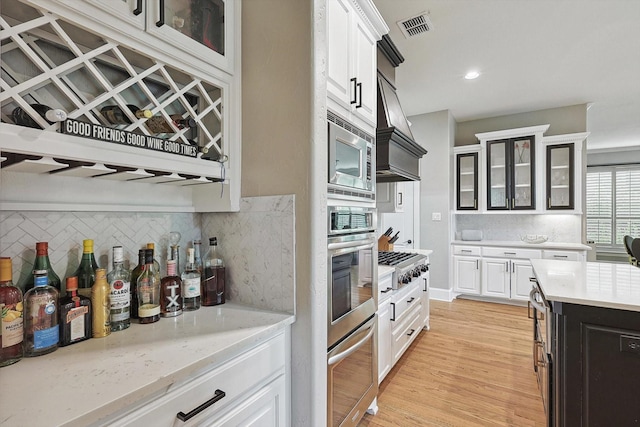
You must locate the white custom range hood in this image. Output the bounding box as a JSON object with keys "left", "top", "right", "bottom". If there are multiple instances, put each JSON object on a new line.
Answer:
{"left": 376, "top": 35, "right": 427, "bottom": 183}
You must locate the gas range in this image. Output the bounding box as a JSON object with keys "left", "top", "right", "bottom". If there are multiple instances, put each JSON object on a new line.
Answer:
{"left": 378, "top": 251, "right": 429, "bottom": 289}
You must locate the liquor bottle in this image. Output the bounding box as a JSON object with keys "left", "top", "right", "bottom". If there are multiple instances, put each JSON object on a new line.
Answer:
{"left": 138, "top": 249, "right": 160, "bottom": 324}
{"left": 146, "top": 243, "right": 162, "bottom": 282}
{"left": 202, "top": 237, "right": 225, "bottom": 306}
{"left": 91, "top": 268, "right": 111, "bottom": 338}
{"left": 145, "top": 114, "right": 196, "bottom": 134}
{"left": 0, "top": 257, "right": 24, "bottom": 367}
{"left": 59, "top": 276, "right": 91, "bottom": 346}
{"left": 193, "top": 240, "right": 203, "bottom": 275}
{"left": 169, "top": 231, "right": 181, "bottom": 276}
{"left": 24, "top": 242, "right": 62, "bottom": 292}
{"left": 24, "top": 270, "right": 59, "bottom": 357}
{"left": 181, "top": 248, "right": 201, "bottom": 311}
{"left": 107, "top": 246, "right": 131, "bottom": 331}
{"left": 12, "top": 104, "right": 67, "bottom": 129}
{"left": 160, "top": 260, "right": 182, "bottom": 317}
{"left": 74, "top": 239, "right": 100, "bottom": 298}
{"left": 100, "top": 104, "right": 152, "bottom": 125}
{"left": 130, "top": 249, "right": 146, "bottom": 320}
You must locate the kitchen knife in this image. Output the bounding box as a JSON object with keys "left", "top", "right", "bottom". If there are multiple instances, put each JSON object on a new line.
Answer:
{"left": 389, "top": 231, "right": 400, "bottom": 243}
{"left": 383, "top": 227, "right": 393, "bottom": 237}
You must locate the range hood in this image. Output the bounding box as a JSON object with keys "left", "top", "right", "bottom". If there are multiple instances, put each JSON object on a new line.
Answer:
{"left": 376, "top": 35, "right": 427, "bottom": 182}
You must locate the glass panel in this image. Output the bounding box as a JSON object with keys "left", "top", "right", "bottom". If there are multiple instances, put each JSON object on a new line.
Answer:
{"left": 489, "top": 141, "right": 507, "bottom": 208}
{"left": 164, "top": 0, "right": 225, "bottom": 55}
{"left": 330, "top": 249, "right": 372, "bottom": 323}
{"left": 335, "top": 140, "right": 361, "bottom": 178}
{"left": 458, "top": 154, "right": 476, "bottom": 209}
{"left": 513, "top": 138, "right": 532, "bottom": 207}
{"left": 549, "top": 146, "right": 571, "bottom": 207}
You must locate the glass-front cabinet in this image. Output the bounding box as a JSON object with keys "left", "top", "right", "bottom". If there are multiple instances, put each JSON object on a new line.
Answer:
{"left": 486, "top": 136, "right": 535, "bottom": 210}
{"left": 546, "top": 143, "right": 574, "bottom": 210}
{"left": 456, "top": 152, "right": 479, "bottom": 210}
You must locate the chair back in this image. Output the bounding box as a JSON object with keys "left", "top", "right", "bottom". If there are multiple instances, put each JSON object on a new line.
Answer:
{"left": 631, "top": 238, "right": 640, "bottom": 267}
{"left": 624, "top": 235, "right": 635, "bottom": 257}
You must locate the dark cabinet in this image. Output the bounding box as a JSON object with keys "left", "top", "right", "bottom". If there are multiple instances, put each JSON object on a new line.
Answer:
{"left": 552, "top": 302, "right": 640, "bottom": 426}
{"left": 486, "top": 136, "right": 535, "bottom": 210}
{"left": 456, "top": 152, "right": 479, "bottom": 210}
{"left": 546, "top": 144, "right": 575, "bottom": 210}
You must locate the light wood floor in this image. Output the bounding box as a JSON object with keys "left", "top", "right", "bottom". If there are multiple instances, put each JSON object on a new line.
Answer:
{"left": 359, "top": 298, "right": 546, "bottom": 427}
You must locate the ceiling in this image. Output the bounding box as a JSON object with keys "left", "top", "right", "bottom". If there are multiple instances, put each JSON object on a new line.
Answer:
{"left": 372, "top": 0, "right": 640, "bottom": 152}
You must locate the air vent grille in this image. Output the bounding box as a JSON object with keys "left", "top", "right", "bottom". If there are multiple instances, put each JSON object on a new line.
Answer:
{"left": 397, "top": 13, "right": 433, "bottom": 38}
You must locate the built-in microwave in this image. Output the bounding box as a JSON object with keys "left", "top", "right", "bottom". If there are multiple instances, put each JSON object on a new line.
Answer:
{"left": 328, "top": 112, "right": 375, "bottom": 203}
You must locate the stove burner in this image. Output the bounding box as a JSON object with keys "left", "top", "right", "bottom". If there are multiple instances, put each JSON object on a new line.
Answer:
{"left": 378, "top": 251, "right": 421, "bottom": 266}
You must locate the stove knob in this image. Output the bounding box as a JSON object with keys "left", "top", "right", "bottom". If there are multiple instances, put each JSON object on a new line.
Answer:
{"left": 412, "top": 268, "right": 421, "bottom": 278}
{"left": 402, "top": 275, "right": 411, "bottom": 284}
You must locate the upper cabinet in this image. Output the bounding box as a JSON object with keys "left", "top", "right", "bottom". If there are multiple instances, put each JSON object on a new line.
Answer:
{"left": 326, "top": 0, "right": 387, "bottom": 132}
{"left": 1, "top": 0, "right": 241, "bottom": 212}
{"left": 454, "top": 145, "right": 481, "bottom": 211}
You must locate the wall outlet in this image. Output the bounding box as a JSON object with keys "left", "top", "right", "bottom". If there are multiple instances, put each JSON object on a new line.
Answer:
{"left": 432, "top": 212, "right": 441, "bottom": 221}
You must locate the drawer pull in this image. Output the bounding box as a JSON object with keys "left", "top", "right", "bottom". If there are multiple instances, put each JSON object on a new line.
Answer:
{"left": 407, "top": 329, "right": 416, "bottom": 337}
{"left": 553, "top": 255, "right": 568, "bottom": 259}
{"left": 381, "top": 287, "right": 392, "bottom": 293}
{"left": 504, "top": 252, "right": 516, "bottom": 255}
{"left": 176, "top": 389, "right": 226, "bottom": 422}
{"left": 407, "top": 297, "right": 415, "bottom": 304}
{"left": 461, "top": 249, "right": 472, "bottom": 253}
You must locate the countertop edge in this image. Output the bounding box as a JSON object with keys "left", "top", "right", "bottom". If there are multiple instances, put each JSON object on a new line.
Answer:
{"left": 451, "top": 240, "right": 591, "bottom": 251}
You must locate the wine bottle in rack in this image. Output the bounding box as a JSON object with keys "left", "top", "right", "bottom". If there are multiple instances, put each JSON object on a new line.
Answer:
{"left": 101, "top": 104, "right": 152, "bottom": 125}
{"left": 145, "top": 114, "right": 197, "bottom": 134}
{"left": 12, "top": 104, "right": 67, "bottom": 129}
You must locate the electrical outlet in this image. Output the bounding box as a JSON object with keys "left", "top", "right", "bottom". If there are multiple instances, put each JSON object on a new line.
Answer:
{"left": 432, "top": 212, "right": 441, "bottom": 221}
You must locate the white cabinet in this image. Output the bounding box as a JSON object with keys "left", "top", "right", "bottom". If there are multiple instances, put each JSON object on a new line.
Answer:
{"left": 482, "top": 258, "right": 511, "bottom": 298}
{"left": 453, "top": 246, "right": 481, "bottom": 295}
{"left": 512, "top": 259, "right": 535, "bottom": 300}
{"left": 376, "top": 182, "right": 405, "bottom": 213}
{"left": 390, "top": 280, "right": 422, "bottom": 366}
{"left": 542, "top": 249, "right": 585, "bottom": 262}
{"left": 327, "top": 0, "right": 386, "bottom": 130}
{"left": 420, "top": 271, "right": 430, "bottom": 330}
{"left": 454, "top": 145, "right": 482, "bottom": 212}
{"left": 377, "top": 297, "right": 392, "bottom": 384}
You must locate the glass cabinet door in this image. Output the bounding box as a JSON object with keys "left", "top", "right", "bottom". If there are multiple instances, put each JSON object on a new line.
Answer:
{"left": 547, "top": 143, "right": 574, "bottom": 209}
{"left": 456, "top": 152, "right": 478, "bottom": 210}
{"left": 487, "top": 140, "right": 509, "bottom": 209}
{"left": 511, "top": 136, "right": 535, "bottom": 209}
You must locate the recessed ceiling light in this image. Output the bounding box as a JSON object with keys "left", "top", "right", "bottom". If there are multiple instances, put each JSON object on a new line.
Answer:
{"left": 464, "top": 71, "right": 480, "bottom": 80}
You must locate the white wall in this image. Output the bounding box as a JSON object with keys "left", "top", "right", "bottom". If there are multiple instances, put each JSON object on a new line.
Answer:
{"left": 407, "top": 110, "right": 455, "bottom": 293}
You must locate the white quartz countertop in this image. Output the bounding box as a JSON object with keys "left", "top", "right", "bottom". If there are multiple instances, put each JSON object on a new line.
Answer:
{"left": 0, "top": 303, "right": 295, "bottom": 427}
{"left": 531, "top": 259, "right": 640, "bottom": 312}
{"left": 452, "top": 240, "right": 591, "bottom": 251}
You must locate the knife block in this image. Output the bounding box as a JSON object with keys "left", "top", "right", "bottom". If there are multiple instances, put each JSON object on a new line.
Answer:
{"left": 378, "top": 236, "right": 393, "bottom": 251}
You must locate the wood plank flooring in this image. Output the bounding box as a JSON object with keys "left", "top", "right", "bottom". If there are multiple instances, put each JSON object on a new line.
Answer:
{"left": 359, "top": 298, "right": 546, "bottom": 427}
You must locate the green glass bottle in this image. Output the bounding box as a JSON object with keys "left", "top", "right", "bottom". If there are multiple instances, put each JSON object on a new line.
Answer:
{"left": 24, "top": 242, "right": 61, "bottom": 293}
{"left": 129, "top": 249, "right": 146, "bottom": 320}
{"left": 74, "top": 239, "right": 99, "bottom": 298}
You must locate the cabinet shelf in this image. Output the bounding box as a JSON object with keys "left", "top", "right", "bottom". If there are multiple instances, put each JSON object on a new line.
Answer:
{"left": 491, "top": 164, "right": 506, "bottom": 169}
{"left": 459, "top": 171, "right": 475, "bottom": 176}
{"left": 459, "top": 188, "right": 475, "bottom": 193}
{"left": 551, "top": 184, "right": 570, "bottom": 189}
{"left": 551, "top": 165, "right": 570, "bottom": 169}
{"left": 514, "top": 183, "right": 531, "bottom": 188}
{"left": 514, "top": 162, "right": 531, "bottom": 167}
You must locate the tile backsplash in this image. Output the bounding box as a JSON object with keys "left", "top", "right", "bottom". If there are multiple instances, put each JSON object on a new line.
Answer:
{"left": 0, "top": 195, "right": 295, "bottom": 314}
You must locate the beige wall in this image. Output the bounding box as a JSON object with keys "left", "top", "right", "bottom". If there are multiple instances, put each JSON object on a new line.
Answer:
{"left": 455, "top": 104, "right": 589, "bottom": 146}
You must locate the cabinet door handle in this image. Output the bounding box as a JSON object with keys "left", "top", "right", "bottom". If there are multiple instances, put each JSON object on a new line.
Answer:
{"left": 548, "top": 198, "right": 551, "bottom": 209}
{"left": 398, "top": 192, "right": 403, "bottom": 206}
{"left": 553, "top": 255, "right": 568, "bottom": 259}
{"left": 476, "top": 259, "right": 479, "bottom": 269}
{"left": 381, "top": 287, "right": 392, "bottom": 293}
{"left": 133, "top": 0, "right": 143, "bottom": 15}
{"left": 423, "top": 277, "right": 428, "bottom": 292}
{"left": 474, "top": 199, "right": 477, "bottom": 209}
{"left": 156, "top": 0, "right": 165, "bottom": 27}
{"left": 390, "top": 302, "right": 396, "bottom": 321}
{"left": 505, "top": 262, "right": 509, "bottom": 272}
{"left": 176, "top": 389, "right": 226, "bottom": 421}
{"left": 356, "top": 82, "right": 363, "bottom": 108}
{"left": 407, "top": 297, "right": 415, "bottom": 304}
{"left": 350, "top": 78, "right": 357, "bottom": 104}
{"left": 407, "top": 329, "right": 416, "bottom": 337}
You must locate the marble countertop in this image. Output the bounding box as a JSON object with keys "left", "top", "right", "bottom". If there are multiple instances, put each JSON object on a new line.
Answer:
{"left": 0, "top": 303, "right": 295, "bottom": 427}
{"left": 531, "top": 259, "right": 640, "bottom": 312}
{"left": 452, "top": 240, "right": 591, "bottom": 251}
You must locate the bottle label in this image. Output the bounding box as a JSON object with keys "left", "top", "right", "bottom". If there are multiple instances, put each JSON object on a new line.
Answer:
{"left": 1, "top": 302, "right": 24, "bottom": 348}
{"left": 182, "top": 277, "right": 201, "bottom": 298}
{"left": 110, "top": 279, "right": 131, "bottom": 322}
{"left": 139, "top": 304, "right": 160, "bottom": 317}
{"left": 164, "top": 282, "right": 181, "bottom": 311}
{"left": 67, "top": 306, "right": 88, "bottom": 341}
{"left": 34, "top": 325, "right": 59, "bottom": 349}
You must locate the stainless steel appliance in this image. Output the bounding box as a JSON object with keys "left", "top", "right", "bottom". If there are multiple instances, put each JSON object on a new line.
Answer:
{"left": 378, "top": 251, "right": 428, "bottom": 290}
{"left": 327, "top": 206, "right": 378, "bottom": 427}
{"left": 328, "top": 112, "right": 375, "bottom": 203}
{"left": 529, "top": 277, "right": 553, "bottom": 424}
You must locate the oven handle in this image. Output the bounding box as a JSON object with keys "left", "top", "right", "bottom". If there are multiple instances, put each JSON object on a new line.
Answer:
{"left": 328, "top": 321, "right": 375, "bottom": 366}
{"left": 327, "top": 241, "right": 374, "bottom": 252}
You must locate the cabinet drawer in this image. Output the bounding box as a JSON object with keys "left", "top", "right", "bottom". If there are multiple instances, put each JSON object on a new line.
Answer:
{"left": 110, "top": 333, "right": 285, "bottom": 426}
{"left": 391, "top": 283, "right": 421, "bottom": 323}
{"left": 453, "top": 245, "right": 481, "bottom": 256}
{"left": 542, "top": 250, "right": 581, "bottom": 261}
{"left": 378, "top": 270, "right": 395, "bottom": 303}
{"left": 391, "top": 304, "right": 422, "bottom": 364}
{"left": 482, "top": 246, "right": 541, "bottom": 259}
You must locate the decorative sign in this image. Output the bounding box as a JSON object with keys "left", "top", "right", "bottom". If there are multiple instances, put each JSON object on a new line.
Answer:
{"left": 61, "top": 118, "right": 198, "bottom": 158}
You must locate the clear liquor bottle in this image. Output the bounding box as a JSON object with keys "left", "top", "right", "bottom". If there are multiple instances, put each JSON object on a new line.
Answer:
{"left": 202, "top": 237, "right": 225, "bottom": 306}
{"left": 129, "top": 249, "right": 146, "bottom": 320}
{"left": 160, "top": 260, "right": 182, "bottom": 317}
{"left": 0, "top": 257, "right": 24, "bottom": 367}
{"left": 24, "top": 270, "right": 59, "bottom": 357}
{"left": 59, "top": 276, "right": 91, "bottom": 346}
{"left": 138, "top": 249, "right": 160, "bottom": 324}
{"left": 146, "top": 243, "right": 163, "bottom": 282}
{"left": 108, "top": 246, "right": 131, "bottom": 331}
{"left": 91, "top": 269, "right": 111, "bottom": 338}
{"left": 193, "top": 240, "right": 203, "bottom": 275}
{"left": 181, "top": 248, "right": 201, "bottom": 311}
{"left": 74, "top": 239, "right": 100, "bottom": 298}
{"left": 24, "top": 242, "right": 61, "bottom": 292}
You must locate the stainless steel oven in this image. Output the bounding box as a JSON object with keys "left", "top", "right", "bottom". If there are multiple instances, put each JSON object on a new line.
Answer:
{"left": 327, "top": 314, "right": 377, "bottom": 427}
{"left": 328, "top": 112, "right": 375, "bottom": 203}
{"left": 327, "top": 207, "right": 377, "bottom": 348}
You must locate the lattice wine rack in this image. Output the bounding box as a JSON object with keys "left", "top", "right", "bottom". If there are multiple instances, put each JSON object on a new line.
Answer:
{"left": 0, "top": 0, "right": 229, "bottom": 187}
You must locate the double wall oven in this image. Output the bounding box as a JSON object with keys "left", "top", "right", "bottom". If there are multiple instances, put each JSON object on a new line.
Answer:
{"left": 327, "top": 206, "right": 377, "bottom": 427}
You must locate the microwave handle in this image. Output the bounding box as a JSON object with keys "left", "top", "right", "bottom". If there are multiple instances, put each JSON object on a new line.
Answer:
{"left": 328, "top": 321, "right": 375, "bottom": 366}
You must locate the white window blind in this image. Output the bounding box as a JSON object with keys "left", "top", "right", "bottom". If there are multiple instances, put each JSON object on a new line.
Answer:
{"left": 586, "top": 166, "right": 640, "bottom": 246}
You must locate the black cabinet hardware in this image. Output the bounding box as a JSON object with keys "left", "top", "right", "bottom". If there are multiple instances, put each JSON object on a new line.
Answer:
{"left": 176, "top": 389, "right": 226, "bottom": 421}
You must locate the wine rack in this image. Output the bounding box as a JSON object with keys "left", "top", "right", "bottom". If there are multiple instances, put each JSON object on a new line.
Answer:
{"left": 0, "top": 0, "right": 239, "bottom": 212}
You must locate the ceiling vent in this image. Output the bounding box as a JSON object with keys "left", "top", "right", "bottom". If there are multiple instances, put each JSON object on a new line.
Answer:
{"left": 397, "top": 13, "right": 433, "bottom": 38}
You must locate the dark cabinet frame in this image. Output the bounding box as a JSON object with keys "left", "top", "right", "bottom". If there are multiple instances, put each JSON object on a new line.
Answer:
{"left": 456, "top": 152, "right": 478, "bottom": 210}
{"left": 486, "top": 136, "right": 536, "bottom": 210}
{"left": 546, "top": 143, "right": 575, "bottom": 210}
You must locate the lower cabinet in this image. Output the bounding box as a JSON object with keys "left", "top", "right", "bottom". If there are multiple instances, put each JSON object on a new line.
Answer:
{"left": 482, "top": 257, "right": 535, "bottom": 301}
{"left": 453, "top": 255, "right": 481, "bottom": 294}
{"left": 377, "top": 297, "right": 392, "bottom": 384}
{"left": 108, "top": 332, "right": 288, "bottom": 426}
{"left": 420, "top": 273, "right": 430, "bottom": 330}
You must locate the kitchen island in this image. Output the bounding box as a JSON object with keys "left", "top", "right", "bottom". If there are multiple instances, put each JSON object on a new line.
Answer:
{"left": 531, "top": 260, "right": 640, "bottom": 426}
{"left": 1, "top": 303, "right": 294, "bottom": 427}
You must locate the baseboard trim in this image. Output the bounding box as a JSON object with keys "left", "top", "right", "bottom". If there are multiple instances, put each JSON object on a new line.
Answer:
{"left": 429, "top": 287, "right": 455, "bottom": 302}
